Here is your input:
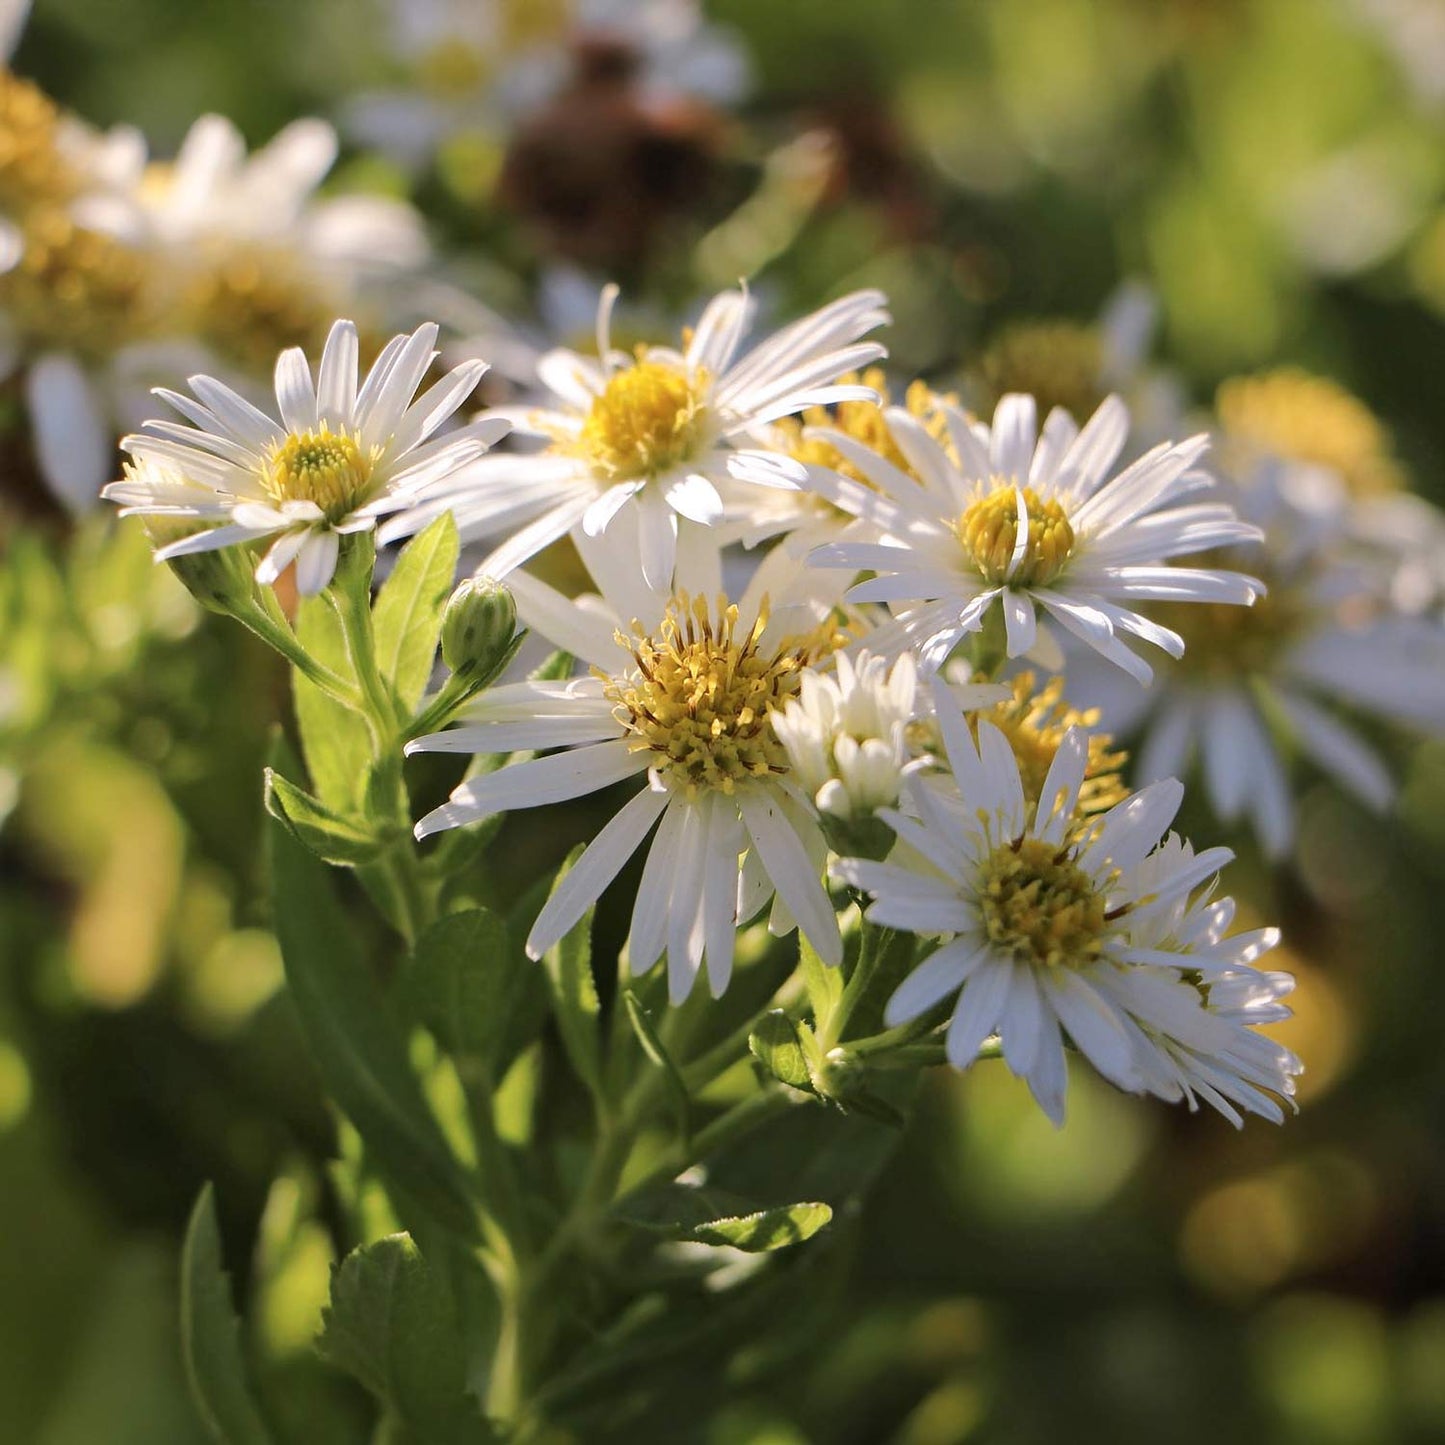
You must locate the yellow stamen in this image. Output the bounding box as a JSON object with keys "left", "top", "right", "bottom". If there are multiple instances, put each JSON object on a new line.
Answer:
{"left": 576, "top": 357, "right": 712, "bottom": 481}
{"left": 974, "top": 321, "right": 1105, "bottom": 423}
{"left": 979, "top": 835, "right": 1109, "bottom": 969}
{"left": 263, "top": 426, "right": 379, "bottom": 519}
{"left": 0, "top": 71, "right": 75, "bottom": 213}
{"left": 957, "top": 484, "right": 1075, "bottom": 586}
{"left": 602, "top": 593, "right": 818, "bottom": 798}
{"left": 1217, "top": 368, "right": 1403, "bottom": 497}
{"left": 0, "top": 210, "right": 150, "bottom": 355}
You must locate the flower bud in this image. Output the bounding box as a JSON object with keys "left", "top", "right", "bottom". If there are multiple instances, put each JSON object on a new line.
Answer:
{"left": 441, "top": 575, "right": 517, "bottom": 679}
{"left": 142, "top": 516, "right": 257, "bottom": 616}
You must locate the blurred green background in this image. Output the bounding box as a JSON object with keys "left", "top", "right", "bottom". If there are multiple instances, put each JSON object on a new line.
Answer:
{"left": 5, "top": 0, "right": 1445, "bottom": 1440}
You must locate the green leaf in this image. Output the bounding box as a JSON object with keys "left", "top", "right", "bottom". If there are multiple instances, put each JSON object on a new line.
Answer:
{"left": 836, "top": 923, "right": 917, "bottom": 1042}
{"left": 689, "top": 1202, "right": 833, "bottom": 1252}
{"left": 294, "top": 596, "right": 370, "bottom": 812}
{"left": 264, "top": 767, "right": 383, "bottom": 866}
{"left": 801, "top": 931, "right": 845, "bottom": 1038}
{"left": 267, "top": 810, "right": 478, "bottom": 1238}
{"left": 404, "top": 908, "right": 516, "bottom": 1086}
{"left": 318, "top": 1235, "right": 488, "bottom": 1444}
{"left": 748, "top": 1010, "right": 815, "bottom": 1094}
{"left": 372, "top": 513, "right": 459, "bottom": 713}
{"left": 541, "top": 846, "right": 603, "bottom": 1099}
{"left": 622, "top": 990, "right": 692, "bottom": 1139}
{"left": 180, "top": 1185, "right": 276, "bottom": 1445}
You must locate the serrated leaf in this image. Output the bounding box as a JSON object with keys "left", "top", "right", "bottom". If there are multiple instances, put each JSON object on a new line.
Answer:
{"left": 748, "top": 1010, "right": 814, "bottom": 1094}
{"left": 542, "top": 846, "right": 603, "bottom": 1099}
{"left": 268, "top": 810, "right": 478, "bottom": 1238}
{"left": 373, "top": 514, "right": 459, "bottom": 712}
{"left": 689, "top": 1202, "right": 833, "bottom": 1251}
{"left": 404, "top": 908, "right": 515, "bottom": 1086}
{"left": 180, "top": 1185, "right": 277, "bottom": 1445}
{"left": 319, "top": 1234, "right": 488, "bottom": 1444}
{"left": 264, "top": 768, "right": 383, "bottom": 866}
{"left": 622, "top": 990, "right": 692, "bottom": 1139}
{"left": 294, "top": 597, "right": 370, "bottom": 812}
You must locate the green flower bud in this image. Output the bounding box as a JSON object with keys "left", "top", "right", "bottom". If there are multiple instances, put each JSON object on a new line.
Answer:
{"left": 142, "top": 516, "right": 258, "bottom": 616}
{"left": 441, "top": 575, "right": 517, "bottom": 679}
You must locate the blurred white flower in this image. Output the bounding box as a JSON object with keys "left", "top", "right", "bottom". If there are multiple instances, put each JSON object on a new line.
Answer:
{"left": 347, "top": 0, "right": 751, "bottom": 168}
{"left": 808, "top": 392, "right": 1263, "bottom": 681}
{"left": 409, "top": 519, "right": 848, "bottom": 1002}
{"left": 1069, "top": 461, "right": 1445, "bottom": 856}
{"left": 836, "top": 680, "right": 1296, "bottom": 1126}
{"left": 106, "top": 320, "right": 505, "bottom": 595}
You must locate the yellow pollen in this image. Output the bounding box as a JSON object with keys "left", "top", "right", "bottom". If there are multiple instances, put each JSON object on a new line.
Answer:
{"left": 1217, "top": 368, "right": 1403, "bottom": 497}
{"left": 974, "top": 321, "right": 1105, "bottom": 422}
{"left": 1153, "top": 562, "right": 1301, "bottom": 679}
{"left": 181, "top": 247, "right": 346, "bottom": 376}
{"left": 978, "top": 836, "right": 1109, "bottom": 969}
{"left": 957, "top": 484, "right": 1075, "bottom": 586}
{"left": 602, "top": 593, "right": 814, "bottom": 798}
{"left": 576, "top": 358, "right": 711, "bottom": 481}
{"left": 263, "top": 426, "right": 379, "bottom": 519}
{"left": 0, "top": 71, "right": 75, "bottom": 213}
{"left": 984, "top": 671, "right": 1127, "bottom": 815}
{"left": 0, "top": 210, "right": 150, "bottom": 355}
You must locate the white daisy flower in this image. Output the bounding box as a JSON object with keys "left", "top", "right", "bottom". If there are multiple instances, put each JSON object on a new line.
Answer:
{"left": 408, "top": 519, "right": 847, "bottom": 1003}
{"left": 394, "top": 283, "right": 890, "bottom": 590}
{"left": 771, "top": 649, "right": 921, "bottom": 854}
{"left": 1068, "top": 461, "right": 1445, "bottom": 857}
{"left": 835, "top": 680, "right": 1295, "bottom": 1126}
{"left": 104, "top": 319, "right": 507, "bottom": 596}
{"left": 807, "top": 391, "right": 1264, "bottom": 681}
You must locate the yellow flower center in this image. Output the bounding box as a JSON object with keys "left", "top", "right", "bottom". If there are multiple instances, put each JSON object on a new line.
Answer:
{"left": 181, "top": 247, "right": 345, "bottom": 377}
{"left": 603, "top": 594, "right": 814, "bottom": 797}
{"left": 984, "top": 671, "right": 1127, "bottom": 815}
{"left": 416, "top": 40, "right": 492, "bottom": 98}
{"left": 0, "top": 71, "right": 75, "bottom": 213}
{"left": 0, "top": 211, "right": 150, "bottom": 355}
{"left": 957, "top": 485, "right": 1075, "bottom": 586}
{"left": 577, "top": 359, "right": 711, "bottom": 481}
{"left": 1153, "top": 567, "right": 1302, "bottom": 679}
{"left": 263, "top": 427, "right": 379, "bottom": 519}
{"left": 978, "top": 836, "right": 1109, "bottom": 969}
{"left": 974, "top": 321, "right": 1105, "bottom": 422}
{"left": 1217, "top": 368, "right": 1402, "bottom": 497}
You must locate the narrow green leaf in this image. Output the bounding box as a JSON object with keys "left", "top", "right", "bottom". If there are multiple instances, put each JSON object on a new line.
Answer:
{"left": 748, "top": 1010, "right": 815, "bottom": 1094}
{"left": 542, "top": 846, "right": 604, "bottom": 1099}
{"left": 267, "top": 811, "right": 478, "bottom": 1238}
{"left": 264, "top": 768, "right": 383, "bottom": 866}
{"left": 180, "top": 1184, "right": 276, "bottom": 1445}
{"left": 294, "top": 596, "right": 370, "bottom": 811}
{"left": 611, "top": 1183, "right": 831, "bottom": 1251}
{"left": 373, "top": 513, "right": 459, "bottom": 712}
{"left": 689, "top": 1202, "right": 833, "bottom": 1252}
{"left": 319, "top": 1234, "right": 489, "bottom": 1444}
{"left": 622, "top": 990, "right": 692, "bottom": 1139}
{"left": 836, "top": 922, "right": 917, "bottom": 1042}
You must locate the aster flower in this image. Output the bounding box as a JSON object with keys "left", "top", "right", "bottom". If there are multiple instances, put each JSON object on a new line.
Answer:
{"left": 771, "top": 649, "right": 921, "bottom": 855}
{"left": 75, "top": 114, "right": 427, "bottom": 378}
{"left": 104, "top": 320, "right": 507, "bottom": 596}
{"left": 1067, "top": 460, "right": 1445, "bottom": 857}
{"left": 834, "top": 680, "right": 1295, "bottom": 1126}
{"left": 393, "top": 283, "right": 890, "bottom": 589}
{"left": 808, "top": 391, "right": 1264, "bottom": 681}
{"left": 409, "top": 518, "right": 848, "bottom": 1002}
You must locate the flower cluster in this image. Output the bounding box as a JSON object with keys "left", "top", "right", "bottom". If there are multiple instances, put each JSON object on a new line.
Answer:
{"left": 98, "top": 263, "right": 1365, "bottom": 1127}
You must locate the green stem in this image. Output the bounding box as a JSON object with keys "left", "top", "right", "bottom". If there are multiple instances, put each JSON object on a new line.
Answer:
{"left": 241, "top": 593, "right": 360, "bottom": 708}
{"left": 970, "top": 602, "right": 1010, "bottom": 682}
